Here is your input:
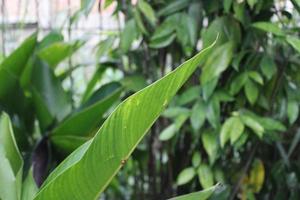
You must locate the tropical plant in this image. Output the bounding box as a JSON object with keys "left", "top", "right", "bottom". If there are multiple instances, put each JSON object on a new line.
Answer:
{"left": 1, "top": 0, "right": 300, "bottom": 199}
{"left": 0, "top": 28, "right": 218, "bottom": 199}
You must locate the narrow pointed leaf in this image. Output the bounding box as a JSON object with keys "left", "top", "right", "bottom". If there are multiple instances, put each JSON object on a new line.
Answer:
{"left": 34, "top": 40, "right": 217, "bottom": 200}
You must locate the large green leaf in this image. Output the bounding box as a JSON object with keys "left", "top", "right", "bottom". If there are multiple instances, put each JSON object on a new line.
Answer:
{"left": 0, "top": 33, "right": 37, "bottom": 112}
{"left": 168, "top": 184, "right": 220, "bottom": 200}
{"left": 0, "top": 113, "right": 23, "bottom": 200}
{"left": 30, "top": 59, "right": 71, "bottom": 130}
{"left": 34, "top": 40, "right": 216, "bottom": 200}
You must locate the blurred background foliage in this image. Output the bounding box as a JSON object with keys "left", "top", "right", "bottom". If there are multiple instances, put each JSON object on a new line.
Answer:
{"left": 1, "top": 0, "right": 300, "bottom": 199}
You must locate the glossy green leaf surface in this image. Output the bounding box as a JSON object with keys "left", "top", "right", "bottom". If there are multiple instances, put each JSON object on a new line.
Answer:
{"left": 33, "top": 40, "right": 216, "bottom": 200}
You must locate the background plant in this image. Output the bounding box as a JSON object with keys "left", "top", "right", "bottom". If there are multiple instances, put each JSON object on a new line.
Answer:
{"left": 1, "top": 0, "right": 300, "bottom": 200}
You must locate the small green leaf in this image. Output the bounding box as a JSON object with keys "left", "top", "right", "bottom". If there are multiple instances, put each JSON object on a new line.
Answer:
{"left": 202, "top": 77, "right": 219, "bottom": 101}
{"left": 157, "top": 0, "right": 190, "bottom": 16}
{"left": 192, "top": 152, "right": 201, "bottom": 167}
{"left": 198, "top": 163, "right": 214, "bottom": 189}
{"left": 241, "top": 115, "right": 264, "bottom": 138}
{"left": 138, "top": 0, "right": 157, "bottom": 26}
{"left": 201, "top": 42, "right": 234, "bottom": 84}
{"left": 220, "top": 116, "right": 244, "bottom": 147}
{"left": 244, "top": 79, "right": 259, "bottom": 105}
{"left": 190, "top": 100, "right": 206, "bottom": 130}
{"left": 206, "top": 96, "right": 220, "bottom": 129}
{"left": 202, "top": 16, "right": 241, "bottom": 48}
{"left": 230, "top": 72, "right": 248, "bottom": 95}
{"left": 178, "top": 86, "right": 201, "bottom": 105}
{"left": 252, "top": 22, "right": 285, "bottom": 36}
{"left": 163, "top": 107, "right": 191, "bottom": 118}
{"left": 120, "top": 19, "right": 138, "bottom": 52}
{"left": 159, "top": 124, "right": 177, "bottom": 141}
{"left": 201, "top": 131, "right": 219, "bottom": 165}
{"left": 260, "top": 56, "right": 277, "bottom": 80}
{"left": 150, "top": 15, "right": 177, "bottom": 41}
{"left": 149, "top": 34, "right": 176, "bottom": 49}
{"left": 259, "top": 118, "right": 286, "bottom": 132}
{"left": 248, "top": 71, "right": 263, "bottom": 85}
{"left": 133, "top": 8, "right": 148, "bottom": 35}
{"left": 177, "top": 167, "right": 196, "bottom": 186}
{"left": 287, "top": 100, "right": 299, "bottom": 124}
{"left": 176, "top": 13, "right": 197, "bottom": 55}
